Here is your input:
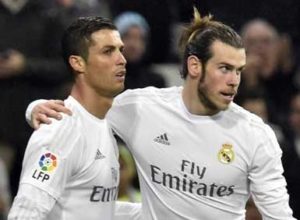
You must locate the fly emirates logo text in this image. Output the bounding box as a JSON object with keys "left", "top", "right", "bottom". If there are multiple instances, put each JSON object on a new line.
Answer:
{"left": 150, "top": 159, "right": 235, "bottom": 197}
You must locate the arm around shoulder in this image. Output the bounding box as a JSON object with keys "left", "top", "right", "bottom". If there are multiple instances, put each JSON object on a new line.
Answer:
{"left": 25, "top": 99, "right": 47, "bottom": 128}
{"left": 25, "top": 99, "right": 72, "bottom": 129}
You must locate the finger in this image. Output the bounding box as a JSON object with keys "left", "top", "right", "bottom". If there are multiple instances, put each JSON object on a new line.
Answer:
{"left": 37, "top": 113, "right": 52, "bottom": 125}
{"left": 40, "top": 106, "right": 64, "bottom": 120}
{"left": 32, "top": 113, "right": 52, "bottom": 129}
{"left": 48, "top": 102, "right": 72, "bottom": 116}
{"left": 47, "top": 99, "right": 72, "bottom": 115}
{"left": 32, "top": 120, "right": 40, "bottom": 130}
{"left": 52, "top": 99, "right": 65, "bottom": 106}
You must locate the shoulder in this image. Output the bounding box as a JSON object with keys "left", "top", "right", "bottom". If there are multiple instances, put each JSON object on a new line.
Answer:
{"left": 225, "top": 103, "right": 273, "bottom": 137}
{"left": 226, "top": 103, "right": 280, "bottom": 152}
{"left": 28, "top": 109, "right": 82, "bottom": 158}
{"left": 226, "top": 103, "right": 264, "bottom": 124}
{"left": 114, "top": 86, "right": 181, "bottom": 106}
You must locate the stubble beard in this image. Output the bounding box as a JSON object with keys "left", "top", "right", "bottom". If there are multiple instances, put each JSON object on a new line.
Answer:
{"left": 197, "top": 72, "right": 228, "bottom": 115}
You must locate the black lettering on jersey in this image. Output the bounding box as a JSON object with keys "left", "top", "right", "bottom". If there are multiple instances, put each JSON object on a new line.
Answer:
{"left": 32, "top": 169, "right": 50, "bottom": 182}
{"left": 90, "top": 186, "right": 118, "bottom": 202}
{"left": 196, "top": 183, "right": 207, "bottom": 196}
{"left": 150, "top": 164, "right": 235, "bottom": 198}
{"left": 227, "top": 185, "right": 235, "bottom": 196}
{"left": 216, "top": 185, "right": 228, "bottom": 197}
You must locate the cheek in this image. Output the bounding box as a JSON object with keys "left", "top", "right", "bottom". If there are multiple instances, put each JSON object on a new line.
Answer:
{"left": 87, "top": 64, "right": 112, "bottom": 85}
{"left": 198, "top": 79, "right": 214, "bottom": 97}
{"left": 204, "top": 75, "right": 221, "bottom": 91}
{"left": 91, "top": 59, "right": 113, "bottom": 75}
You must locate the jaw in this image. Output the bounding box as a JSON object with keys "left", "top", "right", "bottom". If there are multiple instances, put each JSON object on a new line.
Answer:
{"left": 202, "top": 93, "right": 232, "bottom": 114}
{"left": 215, "top": 94, "right": 233, "bottom": 110}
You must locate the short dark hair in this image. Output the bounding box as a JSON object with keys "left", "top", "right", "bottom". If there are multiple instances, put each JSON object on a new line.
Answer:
{"left": 61, "top": 16, "right": 117, "bottom": 70}
{"left": 179, "top": 8, "right": 244, "bottom": 79}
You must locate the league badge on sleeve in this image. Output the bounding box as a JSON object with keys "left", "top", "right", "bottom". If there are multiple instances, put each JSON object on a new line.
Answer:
{"left": 218, "top": 143, "right": 235, "bottom": 164}
{"left": 32, "top": 151, "right": 58, "bottom": 182}
{"left": 39, "top": 152, "right": 57, "bottom": 172}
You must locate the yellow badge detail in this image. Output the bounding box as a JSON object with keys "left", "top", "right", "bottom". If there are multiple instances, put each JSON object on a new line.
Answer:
{"left": 218, "top": 144, "right": 235, "bottom": 164}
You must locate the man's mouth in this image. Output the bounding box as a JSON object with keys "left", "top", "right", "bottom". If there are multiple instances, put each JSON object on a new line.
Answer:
{"left": 220, "top": 92, "right": 236, "bottom": 101}
{"left": 116, "top": 70, "right": 126, "bottom": 81}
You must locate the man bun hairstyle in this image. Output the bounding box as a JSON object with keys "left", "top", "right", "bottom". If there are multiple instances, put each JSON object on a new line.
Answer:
{"left": 179, "top": 7, "right": 244, "bottom": 79}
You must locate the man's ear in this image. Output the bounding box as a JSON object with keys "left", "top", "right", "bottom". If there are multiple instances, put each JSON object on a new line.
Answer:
{"left": 187, "top": 55, "right": 202, "bottom": 78}
{"left": 69, "top": 55, "right": 86, "bottom": 74}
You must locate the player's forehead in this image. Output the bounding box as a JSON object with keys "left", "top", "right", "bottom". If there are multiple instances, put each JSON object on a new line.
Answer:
{"left": 90, "top": 29, "right": 124, "bottom": 49}
{"left": 209, "top": 41, "right": 246, "bottom": 68}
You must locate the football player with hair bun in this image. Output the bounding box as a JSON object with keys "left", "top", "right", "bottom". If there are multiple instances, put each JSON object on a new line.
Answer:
{"left": 25, "top": 7, "right": 296, "bottom": 220}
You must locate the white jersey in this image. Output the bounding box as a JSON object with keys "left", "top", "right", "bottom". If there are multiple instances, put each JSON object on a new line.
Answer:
{"left": 12, "top": 96, "right": 119, "bottom": 220}
{"left": 107, "top": 86, "right": 295, "bottom": 220}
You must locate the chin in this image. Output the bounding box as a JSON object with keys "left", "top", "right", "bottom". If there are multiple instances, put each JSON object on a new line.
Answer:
{"left": 112, "top": 86, "right": 125, "bottom": 97}
{"left": 219, "top": 103, "right": 231, "bottom": 111}
{"left": 214, "top": 100, "right": 230, "bottom": 111}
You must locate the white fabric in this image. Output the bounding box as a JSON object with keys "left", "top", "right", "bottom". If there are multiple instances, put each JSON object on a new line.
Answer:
{"left": 25, "top": 87, "right": 296, "bottom": 220}
{"left": 9, "top": 185, "right": 141, "bottom": 220}
{"left": 11, "top": 96, "right": 120, "bottom": 220}
{"left": 107, "top": 86, "right": 295, "bottom": 220}
{"left": 25, "top": 99, "right": 46, "bottom": 128}
{"left": 114, "top": 201, "right": 141, "bottom": 220}
{"left": 8, "top": 184, "right": 56, "bottom": 220}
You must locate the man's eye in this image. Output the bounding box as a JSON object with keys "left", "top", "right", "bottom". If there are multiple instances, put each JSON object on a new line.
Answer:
{"left": 220, "top": 66, "right": 230, "bottom": 73}
{"left": 104, "top": 49, "right": 113, "bottom": 54}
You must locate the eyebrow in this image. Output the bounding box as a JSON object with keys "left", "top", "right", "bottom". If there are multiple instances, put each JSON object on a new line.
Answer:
{"left": 102, "top": 44, "right": 124, "bottom": 50}
{"left": 219, "top": 62, "right": 246, "bottom": 70}
{"left": 238, "top": 65, "right": 246, "bottom": 71}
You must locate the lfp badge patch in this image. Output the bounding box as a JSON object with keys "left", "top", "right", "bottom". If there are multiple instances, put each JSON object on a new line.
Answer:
{"left": 32, "top": 152, "right": 58, "bottom": 183}
{"left": 39, "top": 152, "right": 57, "bottom": 172}
{"left": 218, "top": 144, "right": 235, "bottom": 164}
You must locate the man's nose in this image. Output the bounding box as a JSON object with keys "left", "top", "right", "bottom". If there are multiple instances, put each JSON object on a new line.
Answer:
{"left": 228, "top": 72, "right": 240, "bottom": 87}
{"left": 118, "top": 52, "right": 127, "bottom": 65}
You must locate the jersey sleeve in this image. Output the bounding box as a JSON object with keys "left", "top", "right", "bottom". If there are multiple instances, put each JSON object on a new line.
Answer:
{"left": 8, "top": 184, "right": 56, "bottom": 220}
{"left": 20, "top": 114, "right": 82, "bottom": 200}
{"left": 114, "top": 201, "right": 141, "bottom": 220}
{"left": 25, "top": 99, "right": 47, "bottom": 128}
{"left": 248, "top": 124, "right": 296, "bottom": 219}
{"left": 107, "top": 90, "right": 139, "bottom": 143}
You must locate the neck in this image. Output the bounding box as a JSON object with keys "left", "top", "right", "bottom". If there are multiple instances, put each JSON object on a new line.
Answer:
{"left": 70, "top": 82, "right": 113, "bottom": 119}
{"left": 182, "top": 80, "right": 219, "bottom": 116}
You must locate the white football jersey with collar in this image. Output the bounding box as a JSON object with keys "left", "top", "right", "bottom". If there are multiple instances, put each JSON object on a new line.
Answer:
{"left": 18, "top": 96, "right": 119, "bottom": 220}
{"left": 107, "top": 86, "right": 295, "bottom": 220}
